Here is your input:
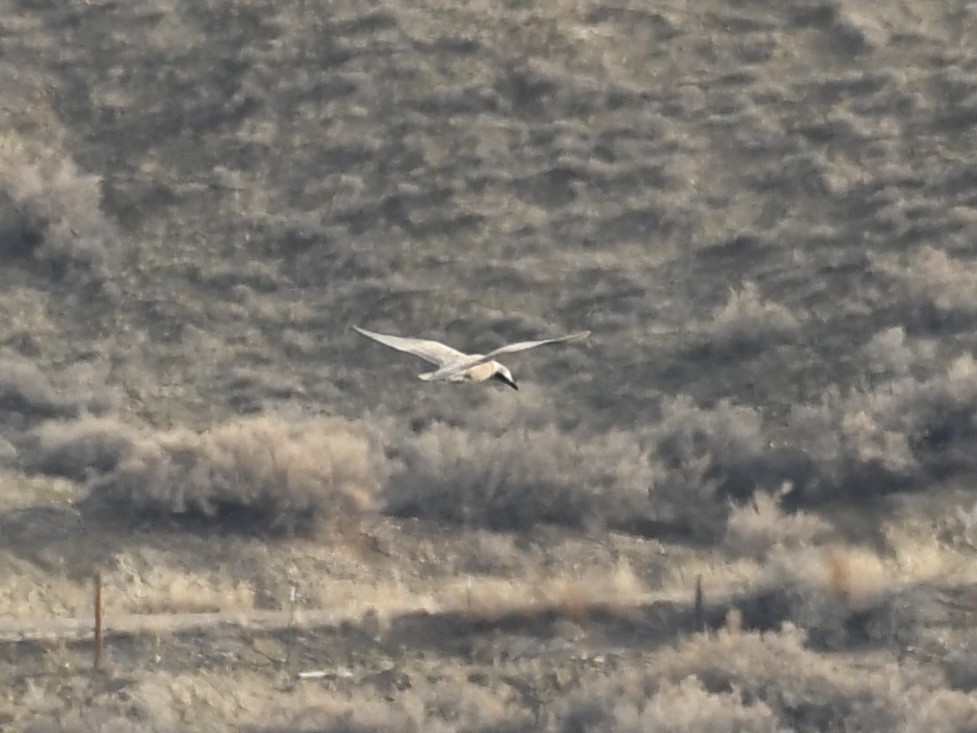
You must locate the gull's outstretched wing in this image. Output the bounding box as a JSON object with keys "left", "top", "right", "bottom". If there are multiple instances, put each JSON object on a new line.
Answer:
{"left": 429, "top": 331, "right": 591, "bottom": 379}
{"left": 353, "top": 327, "right": 467, "bottom": 367}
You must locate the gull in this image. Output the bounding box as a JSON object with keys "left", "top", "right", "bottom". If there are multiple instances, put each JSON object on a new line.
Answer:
{"left": 353, "top": 326, "right": 590, "bottom": 390}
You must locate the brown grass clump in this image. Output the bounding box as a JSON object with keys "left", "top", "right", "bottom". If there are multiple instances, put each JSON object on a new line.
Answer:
{"left": 239, "top": 673, "right": 531, "bottom": 733}
{"left": 90, "top": 415, "right": 389, "bottom": 532}
{"left": 735, "top": 543, "right": 932, "bottom": 650}
{"left": 817, "top": 546, "right": 891, "bottom": 612}
{"left": 385, "top": 421, "right": 653, "bottom": 531}
{"left": 454, "top": 560, "right": 649, "bottom": 622}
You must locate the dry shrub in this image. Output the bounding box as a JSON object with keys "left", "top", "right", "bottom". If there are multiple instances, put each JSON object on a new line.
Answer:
{"left": 645, "top": 396, "right": 777, "bottom": 538}
{"left": 731, "top": 542, "right": 960, "bottom": 652}
{"left": 787, "top": 352, "right": 977, "bottom": 500}
{"left": 704, "top": 281, "right": 799, "bottom": 352}
{"left": 723, "top": 491, "right": 833, "bottom": 558}
{"left": 0, "top": 354, "right": 71, "bottom": 419}
{"left": 385, "top": 421, "right": 653, "bottom": 531}
{"left": 386, "top": 395, "right": 841, "bottom": 536}
{"left": 652, "top": 396, "right": 770, "bottom": 494}
{"left": 554, "top": 674, "right": 787, "bottom": 733}
{"left": 147, "top": 671, "right": 530, "bottom": 733}
{"left": 649, "top": 625, "right": 977, "bottom": 732}
{"left": 738, "top": 546, "right": 891, "bottom": 647}
{"left": 90, "top": 416, "right": 389, "bottom": 532}
{"left": 637, "top": 347, "right": 977, "bottom": 518}
{"left": 0, "top": 131, "right": 116, "bottom": 284}
{"left": 875, "top": 246, "right": 977, "bottom": 320}
{"left": 861, "top": 326, "right": 937, "bottom": 378}
{"left": 0, "top": 353, "right": 120, "bottom": 429}
{"left": 17, "top": 414, "right": 139, "bottom": 480}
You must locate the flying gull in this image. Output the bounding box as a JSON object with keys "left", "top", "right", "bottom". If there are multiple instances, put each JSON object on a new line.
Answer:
{"left": 353, "top": 326, "right": 590, "bottom": 390}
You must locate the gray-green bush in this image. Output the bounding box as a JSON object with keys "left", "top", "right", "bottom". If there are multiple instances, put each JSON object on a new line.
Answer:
{"left": 89, "top": 415, "right": 390, "bottom": 531}
{"left": 385, "top": 421, "right": 653, "bottom": 531}
{"left": 0, "top": 132, "right": 117, "bottom": 284}
{"left": 17, "top": 414, "right": 139, "bottom": 480}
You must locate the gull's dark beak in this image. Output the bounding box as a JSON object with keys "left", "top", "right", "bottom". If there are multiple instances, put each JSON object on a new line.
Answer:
{"left": 493, "top": 372, "right": 518, "bottom": 390}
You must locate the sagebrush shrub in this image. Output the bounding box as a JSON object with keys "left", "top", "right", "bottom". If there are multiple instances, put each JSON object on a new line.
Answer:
{"left": 704, "top": 281, "right": 800, "bottom": 352}
{"left": 91, "top": 416, "right": 389, "bottom": 531}
{"left": 18, "top": 414, "right": 138, "bottom": 480}
{"left": 0, "top": 132, "right": 117, "bottom": 283}
{"left": 385, "top": 421, "right": 653, "bottom": 531}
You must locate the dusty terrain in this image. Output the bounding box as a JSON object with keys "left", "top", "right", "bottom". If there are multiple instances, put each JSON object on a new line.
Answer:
{"left": 2, "top": 0, "right": 977, "bottom": 730}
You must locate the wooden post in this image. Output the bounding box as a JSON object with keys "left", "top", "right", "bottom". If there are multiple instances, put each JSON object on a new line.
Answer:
{"left": 93, "top": 572, "right": 104, "bottom": 670}
{"left": 694, "top": 574, "right": 704, "bottom": 632}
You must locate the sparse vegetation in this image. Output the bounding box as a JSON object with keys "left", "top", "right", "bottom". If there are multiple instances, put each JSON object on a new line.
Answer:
{"left": 2, "top": 0, "right": 977, "bottom": 730}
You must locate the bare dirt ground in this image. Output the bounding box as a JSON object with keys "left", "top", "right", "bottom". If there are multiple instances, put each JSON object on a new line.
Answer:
{"left": 3, "top": 0, "right": 977, "bottom": 730}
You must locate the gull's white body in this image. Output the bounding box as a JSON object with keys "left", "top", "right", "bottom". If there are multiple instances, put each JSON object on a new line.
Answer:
{"left": 353, "top": 326, "right": 590, "bottom": 389}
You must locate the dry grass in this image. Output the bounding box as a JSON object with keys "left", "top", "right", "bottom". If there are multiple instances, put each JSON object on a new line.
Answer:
{"left": 0, "top": 554, "right": 253, "bottom": 622}
{"left": 448, "top": 560, "right": 650, "bottom": 621}
{"left": 105, "top": 558, "right": 256, "bottom": 615}
{"left": 0, "top": 557, "right": 91, "bottom": 620}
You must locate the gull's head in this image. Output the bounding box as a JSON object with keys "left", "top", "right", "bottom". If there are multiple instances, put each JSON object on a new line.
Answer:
{"left": 491, "top": 364, "right": 518, "bottom": 390}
